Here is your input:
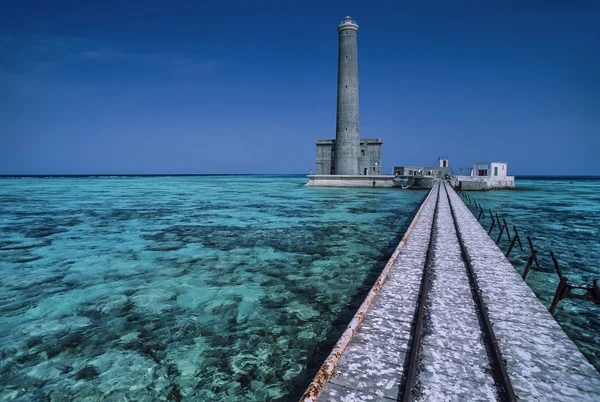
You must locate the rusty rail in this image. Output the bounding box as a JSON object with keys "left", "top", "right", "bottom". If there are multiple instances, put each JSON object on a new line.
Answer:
{"left": 443, "top": 183, "right": 517, "bottom": 402}
{"left": 299, "top": 183, "right": 439, "bottom": 402}
{"left": 401, "top": 182, "right": 441, "bottom": 401}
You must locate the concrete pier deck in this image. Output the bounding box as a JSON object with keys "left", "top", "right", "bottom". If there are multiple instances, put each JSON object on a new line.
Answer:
{"left": 305, "top": 181, "right": 600, "bottom": 401}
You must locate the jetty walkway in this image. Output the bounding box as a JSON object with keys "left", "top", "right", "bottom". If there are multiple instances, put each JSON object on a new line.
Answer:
{"left": 302, "top": 181, "right": 600, "bottom": 401}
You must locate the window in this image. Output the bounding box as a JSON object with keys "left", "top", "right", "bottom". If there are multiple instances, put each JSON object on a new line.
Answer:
{"left": 372, "top": 167, "right": 376, "bottom": 172}
{"left": 478, "top": 169, "right": 488, "bottom": 176}
{"left": 494, "top": 167, "right": 498, "bottom": 176}
{"left": 361, "top": 150, "right": 365, "bottom": 156}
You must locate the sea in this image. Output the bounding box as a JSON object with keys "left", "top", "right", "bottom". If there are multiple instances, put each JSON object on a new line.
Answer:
{"left": 0, "top": 175, "right": 598, "bottom": 401}
{"left": 0, "top": 175, "right": 425, "bottom": 401}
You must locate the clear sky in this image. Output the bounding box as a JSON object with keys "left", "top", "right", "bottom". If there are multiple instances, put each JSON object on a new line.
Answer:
{"left": 1, "top": 1, "right": 598, "bottom": 175}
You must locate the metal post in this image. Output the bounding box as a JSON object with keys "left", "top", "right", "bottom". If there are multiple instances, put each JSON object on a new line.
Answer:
{"left": 527, "top": 236, "right": 541, "bottom": 268}
{"left": 549, "top": 277, "right": 568, "bottom": 315}
{"left": 503, "top": 219, "right": 511, "bottom": 243}
{"left": 496, "top": 224, "right": 505, "bottom": 245}
{"left": 488, "top": 219, "right": 496, "bottom": 235}
{"left": 550, "top": 251, "right": 564, "bottom": 280}
{"left": 488, "top": 211, "right": 496, "bottom": 235}
{"left": 506, "top": 233, "right": 518, "bottom": 258}
{"left": 522, "top": 251, "right": 537, "bottom": 280}
{"left": 514, "top": 226, "right": 523, "bottom": 250}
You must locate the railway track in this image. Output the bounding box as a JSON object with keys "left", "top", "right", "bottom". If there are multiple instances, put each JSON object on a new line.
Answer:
{"left": 400, "top": 181, "right": 516, "bottom": 401}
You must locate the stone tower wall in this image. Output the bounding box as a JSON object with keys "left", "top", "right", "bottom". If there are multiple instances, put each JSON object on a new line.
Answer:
{"left": 334, "top": 19, "right": 360, "bottom": 175}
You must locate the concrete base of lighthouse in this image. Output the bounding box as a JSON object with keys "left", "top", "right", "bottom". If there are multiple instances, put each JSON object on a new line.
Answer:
{"left": 305, "top": 174, "right": 396, "bottom": 188}
{"left": 305, "top": 175, "right": 439, "bottom": 189}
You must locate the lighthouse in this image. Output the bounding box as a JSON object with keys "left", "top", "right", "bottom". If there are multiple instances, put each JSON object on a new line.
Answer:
{"left": 313, "top": 16, "right": 381, "bottom": 178}
{"left": 334, "top": 16, "right": 360, "bottom": 175}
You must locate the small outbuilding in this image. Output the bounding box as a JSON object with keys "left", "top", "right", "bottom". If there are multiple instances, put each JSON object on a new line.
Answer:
{"left": 455, "top": 162, "right": 515, "bottom": 190}
{"left": 393, "top": 157, "right": 451, "bottom": 179}
{"left": 471, "top": 162, "right": 508, "bottom": 178}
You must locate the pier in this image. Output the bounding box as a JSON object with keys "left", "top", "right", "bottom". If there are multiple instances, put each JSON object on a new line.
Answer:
{"left": 302, "top": 181, "right": 600, "bottom": 401}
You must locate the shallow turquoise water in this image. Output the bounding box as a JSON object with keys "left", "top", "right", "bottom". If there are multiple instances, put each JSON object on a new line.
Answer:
{"left": 0, "top": 176, "right": 425, "bottom": 401}
{"left": 462, "top": 178, "right": 600, "bottom": 369}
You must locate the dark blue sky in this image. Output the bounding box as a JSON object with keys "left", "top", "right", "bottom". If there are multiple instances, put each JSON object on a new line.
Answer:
{"left": 1, "top": 1, "right": 598, "bottom": 175}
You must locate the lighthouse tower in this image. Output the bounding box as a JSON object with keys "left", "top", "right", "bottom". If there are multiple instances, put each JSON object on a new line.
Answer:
{"left": 334, "top": 16, "right": 360, "bottom": 175}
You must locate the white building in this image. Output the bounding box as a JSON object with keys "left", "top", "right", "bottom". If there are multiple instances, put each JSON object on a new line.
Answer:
{"left": 471, "top": 162, "right": 508, "bottom": 178}
{"left": 456, "top": 162, "right": 515, "bottom": 190}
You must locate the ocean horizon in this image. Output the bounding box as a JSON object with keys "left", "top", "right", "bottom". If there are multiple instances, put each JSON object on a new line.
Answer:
{"left": 2, "top": 174, "right": 600, "bottom": 179}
